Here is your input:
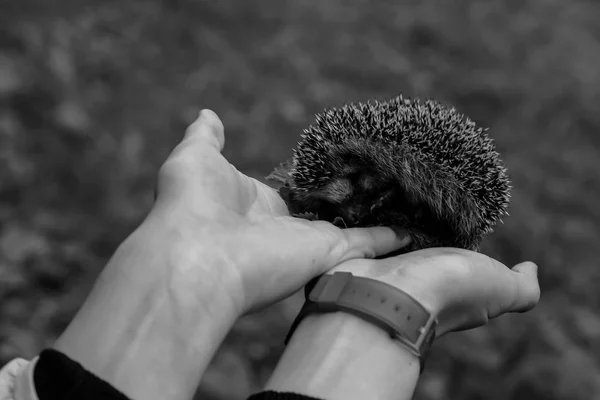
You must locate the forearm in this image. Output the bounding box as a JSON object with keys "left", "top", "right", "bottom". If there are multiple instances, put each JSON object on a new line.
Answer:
{"left": 266, "top": 312, "right": 420, "bottom": 400}
{"left": 53, "top": 217, "right": 238, "bottom": 400}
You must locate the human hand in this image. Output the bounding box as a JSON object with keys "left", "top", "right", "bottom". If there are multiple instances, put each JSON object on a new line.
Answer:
{"left": 147, "top": 109, "right": 409, "bottom": 317}
{"left": 328, "top": 248, "right": 540, "bottom": 336}
{"left": 264, "top": 249, "right": 539, "bottom": 400}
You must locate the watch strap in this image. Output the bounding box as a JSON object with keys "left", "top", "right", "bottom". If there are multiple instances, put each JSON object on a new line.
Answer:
{"left": 285, "top": 272, "right": 437, "bottom": 372}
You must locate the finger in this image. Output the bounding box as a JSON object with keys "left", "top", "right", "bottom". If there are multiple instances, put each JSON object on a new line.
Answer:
{"left": 183, "top": 109, "right": 225, "bottom": 152}
{"left": 509, "top": 261, "right": 541, "bottom": 313}
{"left": 337, "top": 226, "right": 412, "bottom": 261}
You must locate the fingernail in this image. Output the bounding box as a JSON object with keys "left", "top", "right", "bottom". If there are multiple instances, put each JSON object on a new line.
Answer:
{"left": 199, "top": 109, "right": 216, "bottom": 121}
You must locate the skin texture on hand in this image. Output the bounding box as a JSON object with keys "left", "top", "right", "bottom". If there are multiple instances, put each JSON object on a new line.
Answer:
{"left": 53, "top": 224, "right": 239, "bottom": 400}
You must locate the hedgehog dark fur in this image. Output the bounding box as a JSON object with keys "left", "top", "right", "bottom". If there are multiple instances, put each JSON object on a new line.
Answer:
{"left": 267, "top": 95, "right": 511, "bottom": 252}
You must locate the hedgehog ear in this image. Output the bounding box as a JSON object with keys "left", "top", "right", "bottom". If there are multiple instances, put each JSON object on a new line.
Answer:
{"left": 265, "top": 159, "right": 294, "bottom": 184}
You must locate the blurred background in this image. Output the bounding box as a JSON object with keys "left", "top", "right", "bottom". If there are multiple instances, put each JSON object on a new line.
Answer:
{"left": 1, "top": 0, "right": 600, "bottom": 399}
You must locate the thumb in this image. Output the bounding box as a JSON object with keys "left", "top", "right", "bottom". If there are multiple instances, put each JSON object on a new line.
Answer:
{"left": 183, "top": 109, "right": 226, "bottom": 152}
{"left": 155, "top": 109, "right": 226, "bottom": 202}
{"left": 510, "top": 261, "right": 541, "bottom": 313}
{"left": 324, "top": 225, "right": 412, "bottom": 268}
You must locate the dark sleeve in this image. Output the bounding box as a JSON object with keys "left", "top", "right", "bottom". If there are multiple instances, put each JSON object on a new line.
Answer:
{"left": 247, "top": 391, "right": 323, "bottom": 400}
{"left": 33, "top": 349, "right": 130, "bottom": 400}
{"left": 33, "top": 349, "right": 323, "bottom": 400}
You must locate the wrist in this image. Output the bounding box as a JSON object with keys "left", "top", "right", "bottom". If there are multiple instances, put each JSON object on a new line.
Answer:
{"left": 267, "top": 311, "right": 420, "bottom": 400}
{"left": 53, "top": 217, "right": 238, "bottom": 400}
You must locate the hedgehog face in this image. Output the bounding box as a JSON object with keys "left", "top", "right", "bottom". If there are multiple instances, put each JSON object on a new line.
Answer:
{"left": 297, "top": 170, "right": 392, "bottom": 227}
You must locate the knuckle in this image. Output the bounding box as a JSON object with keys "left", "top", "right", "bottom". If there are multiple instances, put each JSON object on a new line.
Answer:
{"left": 341, "top": 229, "right": 377, "bottom": 260}
{"left": 316, "top": 222, "right": 351, "bottom": 259}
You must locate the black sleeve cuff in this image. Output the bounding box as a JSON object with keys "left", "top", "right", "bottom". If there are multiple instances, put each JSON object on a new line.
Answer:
{"left": 33, "top": 349, "right": 323, "bottom": 400}
{"left": 247, "top": 391, "right": 323, "bottom": 400}
{"left": 34, "top": 349, "right": 130, "bottom": 400}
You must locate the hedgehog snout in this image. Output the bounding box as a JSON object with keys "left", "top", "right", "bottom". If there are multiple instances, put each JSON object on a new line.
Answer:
{"left": 338, "top": 206, "right": 361, "bottom": 227}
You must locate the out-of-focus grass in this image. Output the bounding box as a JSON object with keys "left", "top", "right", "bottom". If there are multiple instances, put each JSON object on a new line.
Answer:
{"left": 1, "top": 1, "right": 600, "bottom": 399}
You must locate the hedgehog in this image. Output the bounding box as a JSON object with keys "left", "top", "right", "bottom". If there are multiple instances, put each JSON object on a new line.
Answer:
{"left": 266, "top": 95, "right": 510, "bottom": 253}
